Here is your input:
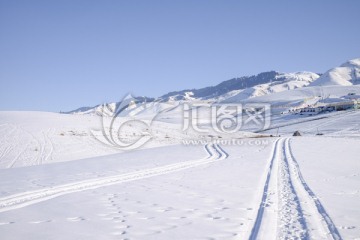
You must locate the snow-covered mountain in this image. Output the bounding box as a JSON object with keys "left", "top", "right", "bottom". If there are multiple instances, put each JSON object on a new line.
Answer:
{"left": 66, "top": 58, "right": 360, "bottom": 115}
{"left": 310, "top": 58, "right": 360, "bottom": 86}
{"left": 220, "top": 71, "right": 319, "bottom": 102}
{"left": 66, "top": 96, "right": 155, "bottom": 115}
{"left": 67, "top": 71, "right": 320, "bottom": 115}
{"left": 160, "top": 71, "right": 319, "bottom": 102}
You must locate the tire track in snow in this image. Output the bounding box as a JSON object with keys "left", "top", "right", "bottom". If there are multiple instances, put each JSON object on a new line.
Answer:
{"left": 248, "top": 138, "right": 281, "bottom": 240}
{"left": 0, "top": 143, "right": 228, "bottom": 213}
{"left": 248, "top": 138, "right": 341, "bottom": 240}
{"left": 286, "top": 138, "right": 342, "bottom": 240}
{"left": 277, "top": 138, "right": 308, "bottom": 239}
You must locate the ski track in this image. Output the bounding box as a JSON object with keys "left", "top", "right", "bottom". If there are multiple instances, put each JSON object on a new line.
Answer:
{"left": 248, "top": 138, "right": 342, "bottom": 240}
{"left": 0, "top": 143, "right": 228, "bottom": 213}
{"left": 0, "top": 125, "right": 21, "bottom": 168}
{"left": 13, "top": 125, "right": 40, "bottom": 167}
{"left": 0, "top": 124, "right": 48, "bottom": 168}
{"left": 6, "top": 143, "right": 30, "bottom": 169}
{"left": 0, "top": 125, "right": 17, "bottom": 160}
{"left": 39, "top": 128, "right": 54, "bottom": 164}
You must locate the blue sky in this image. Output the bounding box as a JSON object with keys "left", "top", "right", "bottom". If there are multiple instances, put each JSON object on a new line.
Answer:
{"left": 0, "top": 0, "right": 359, "bottom": 112}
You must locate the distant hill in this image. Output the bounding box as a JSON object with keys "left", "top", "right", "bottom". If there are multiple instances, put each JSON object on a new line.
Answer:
{"left": 310, "top": 58, "right": 360, "bottom": 86}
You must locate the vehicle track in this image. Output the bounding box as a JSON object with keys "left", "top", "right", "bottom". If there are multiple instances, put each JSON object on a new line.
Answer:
{"left": 248, "top": 138, "right": 342, "bottom": 240}
{"left": 248, "top": 138, "right": 281, "bottom": 240}
{"left": 285, "top": 138, "right": 342, "bottom": 240}
{"left": 0, "top": 143, "right": 228, "bottom": 213}
{"left": 278, "top": 138, "right": 308, "bottom": 239}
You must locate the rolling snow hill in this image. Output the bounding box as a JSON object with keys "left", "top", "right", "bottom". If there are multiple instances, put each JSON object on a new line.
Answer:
{"left": 159, "top": 71, "right": 319, "bottom": 102}
{"left": 310, "top": 58, "right": 360, "bottom": 86}
{"left": 220, "top": 72, "right": 319, "bottom": 103}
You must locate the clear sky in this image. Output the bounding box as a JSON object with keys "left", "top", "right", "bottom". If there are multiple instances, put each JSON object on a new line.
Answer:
{"left": 0, "top": 0, "right": 359, "bottom": 112}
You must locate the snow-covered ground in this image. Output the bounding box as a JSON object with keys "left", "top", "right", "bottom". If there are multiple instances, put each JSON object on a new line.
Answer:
{"left": 0, "top": 107, "right": 359, "bottom": 239}
{"left": 0, "top": 111, "right": 122, "bottom": 168}
{"left": 0, "top": 111, "right": 199, "bottom": 169}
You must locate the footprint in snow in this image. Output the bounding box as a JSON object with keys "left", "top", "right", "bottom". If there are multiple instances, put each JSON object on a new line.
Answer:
{"left": 66, "top": 217, "right": 86, "bottom": 222}
{"left": 111, "top": 230, "right": 127, "bottom": 236}
{"left": 29, "top": 219, "right": 53, "bottom": 224}
{"left": 114, "top": 224, "right": 131, "bottom": 229}
{"left": 340, "top": 226, "right": 356, "bottom": 230}
{"left": 0, "top": 221, "right": 15, "bottom": 225}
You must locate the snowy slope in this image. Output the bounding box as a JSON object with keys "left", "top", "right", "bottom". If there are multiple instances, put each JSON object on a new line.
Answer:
{"left": 159, "top": 71, "right": 319, "bottom": 102}
{"left": 0, "top": 111, "right": 201, "bottom": 169}
{"left": 0, "top": 135, "right": 359, "bottom": 239}
{"left": 0, "top": 112, "right": 122, "bottom": 168}
{"left": 310, "top": 58, "right": 360, "bottom": 86}
{"left": 221, "top": 72, "right": 319, "bottom": 102}
{"left": 66, "top": 96, "right": 155, "bottom": 116}
{"left": 237, "top": 85, "right": 360, "bottom": 116}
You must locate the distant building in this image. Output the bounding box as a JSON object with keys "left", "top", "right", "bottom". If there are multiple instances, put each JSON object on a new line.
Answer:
{"left": 298, "top": 97, "right": 359, "bottom": 115}
{"left": 300, "top": 106, "right": 324, "bottom": 115}
{"left": 325, "top": 100, "right": 357, "bottom": 111}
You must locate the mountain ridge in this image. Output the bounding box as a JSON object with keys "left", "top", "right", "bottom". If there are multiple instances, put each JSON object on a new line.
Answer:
{"left": 66, "top": 58, "right": 360, "bottom": 114}
{"left": 66, "top": 71, "right": 319, "bottom": 114}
